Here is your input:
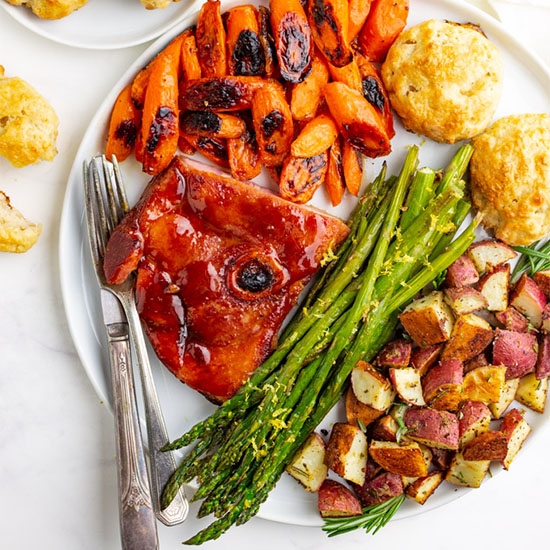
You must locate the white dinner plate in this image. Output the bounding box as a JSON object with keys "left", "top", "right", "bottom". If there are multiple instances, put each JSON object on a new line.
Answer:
{"left": 59, "top": 0, "right": 550, "bottom": 528}
{"left": 0, "top": 0, "right": 201, "bottom": 50}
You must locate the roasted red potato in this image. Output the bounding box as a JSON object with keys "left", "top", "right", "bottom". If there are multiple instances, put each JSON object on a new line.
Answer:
{"left": 140, "top": 34, "right": 183, "bottom": 175}
{"left": 467, "top": 240, "right": 517, "bottom": 274}
{"left": 371, "top": 414, "right": 398, "bottom": 441}
{"left": 227, "top": 114, "right": 261, "bottom": 180}
{"left": 356, "top": 53, "right": 395, "bottom": 139}
{"left": 324, "top": 82, "right": 391, "bottom": 157}
{"left": 318, "top": 480, "right": 362, "bottom": 517}
{"left": 544, "top": 303, "right": 550, "bottom": 333}
{"left": 444, "top": 253, "right": 479, "bottom": 287}
{"left": 441, "top": 313, "right": 493, "bottom": 363}
{"left": 106, "top": 84, "right": 141, "bottom": 162}
{"left": 493, "top": 328, "right": 538, "bottom": 380}
{"left": 279, "top": 152, "right": 328, "bottom": 203}
{"left": 369, "top": 440, "right": 428, "bottom": 478}
{"left": 291, "top": 113, "right": 338, "bottom": 157}
{"left": 270, "top": 0, "right": 313, "bottom": 83}
{"left": 325, "top": 137, "right": 345, "bottom": 206}
{"left": 345, "top": 386, "right": 385, "bottom": 428}
{"left": 422, "top": 359, "right": 463, "bottom": 411}
{"left": 257, "top": 6, "right": 278, "bottom": 78}
{"left": 536, "top": 335, "right": 550, "bottom": 379}
{"left": 389, "top": 367, "right": 425, "bottom": 406}
{"left": 478, "top": 264, "right": 510, "bottom": 311}
{"left": 534, "top": 269, "right": 550, "bottom": 299}
{"left": 180, "top": 76, "right": 265, "bottom": 112}
{"left": 458, "top": 400, "right": 491, "bottom": 448}
{"left": 489, "top": 378, "right": 519, "bottom": 419}
{"left": 510, "top": 273, "right": 547, "bottom": 328}
{"left": 351, "top": 360, "right": 396, "bottom": 411}
{"left": 377, "top": 339, "right": 412, "bottom": 368}
{"left": 410, "top": 344, "right": 441, "bottom": 376}
{"left": 404, "top": 408, "right": 459, "bottom": 450}
{"left": 290, "top": 50, "right": 329, "bottom": 120}
{"left": 406, "top": 471, "right": 444, "bottom": 505}
{"left": 495, "top": 307, "right": 530, "bottom": 333}
{"left": 501, "top": 408, "right": 531, "bottom": 469}
{"left": 446, "top": 452, "right": 490, "bottom": 488}
{"left": 180, "top": 27, "right": 202, "bottom": 81}
{"left": 444, "top": 287, "right": 488, "bottom": 316}
{"left": 516, "top": 373, "right": 548, "bottom": 413}
{"left": 196, "top": 0, "right": 227, "bottom": 78}
{"left": 308, "top": 0, "right": 353, "bottom": 67}
{"left": 431, "top": 448, "right": 453, "bottom": 470}
{"left": 226, "top": 5, "right": 265, "bottom": 76}
{"left": 341, "top": 141, "right": 362, "bottom": 196}
{"left": 358, "top": 0, "right": 409, "bottom": 63}
{"left": 180, "top": 133, "right": 229, "bottom": 167}
{"left": 325, "top": 423, "right": 368, "bottom": 485}
{"left": 287, "top": 432, "right": 328, "bottom": 492}
{"left": 355, "top": 471, "right": 404, "bottom": 507}
{"left": 348, "top": 0, "right": 372, "bottom": 41}
{"left": 180, "top": 111, "right": 246, "bottom": 139}
{"left": 462, "top": 365, "right": 506, "bottom": 405}
{"left": 252, "top": 81, "right": 294, "bottom": 166}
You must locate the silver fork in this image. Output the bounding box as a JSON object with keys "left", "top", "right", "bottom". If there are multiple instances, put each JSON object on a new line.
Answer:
{"left": 84, "top": 155, "right": 188, "bottom": 528}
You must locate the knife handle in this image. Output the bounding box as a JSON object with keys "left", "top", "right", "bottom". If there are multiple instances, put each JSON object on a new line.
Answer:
{"left": 121, "top": 296, "right": 189, "bottom": 526}
{"left": 108, "top": 325, "right": 159, "bottom": 550}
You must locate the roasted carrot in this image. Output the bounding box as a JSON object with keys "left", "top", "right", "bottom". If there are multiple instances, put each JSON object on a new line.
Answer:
{"left": 279, "top": 152, "right": 328, "bottom": 203}
{"left": 290, "top": 113, "right": 338, "bottom": 157}
{"left": 180, "top": 111, "right": 246, "bottom": 139}
{"left": 106, "top": 84, "right": 141, "bottom": 162}
{"left": 267, "top": 165, "right": 282, "bottom": 184}
{"left": 324, "top": 81, "right": 390, "bottom": 157}
{"left": 325, "top": 137, "right": 345, "bottom": 206}
{"left": 196, "top": 0, "right": 227, "bottom": 78}
{"left": 181, "top": 133, "right": 229, "bottom": 167}
{"left": 180, "top": 27, "right": 202, "bottom": 81}
{"left": 290, "top": 50, "right": 329, "bottom": 120}
{"left": 348, "top": 0, "right": 372, "bottom": 41}
{"left": 270, "top": 0, "right": 313, "bottom": 83}
{"left": 356, "top": 53, "right": 395, "bottom": 138}
{"left": 131, "top": 65, "right": 152, "bottom": 111}
{"left": 342, "top": 141, "right": 363, "bottom": 196}
{"left": 358, "top": 0, "right": 409, "bottom": 62}
{"left": 226, "top": 6, "right": 265, "bottom": 76}
{"left": 140, "top": 35, "right": 183, "bottom": 175}
{"left": 327, "top": 56, "right": 362, "bottom": 93}
{"left": 178, "top": 135, "right": 196, "bottom": 155}
{"left": 251, "top": 81, "right": 294, "bottom": 166}
{"left": 180, "top": 76, "right": 265, "bottom": 111}
{"left": 257, "top": 6, "right": 278, "bottom": 78}
{"left": 308, "top": 0, "right": 352, "bottom": 67}
{"left": 227, "top": 114, "right": 261, "bottom": 180}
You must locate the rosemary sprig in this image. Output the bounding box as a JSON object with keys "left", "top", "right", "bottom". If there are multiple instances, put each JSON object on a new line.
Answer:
{"left": 512, "top": 240, "right": 550, "bottom": 281}
{"left": 322, "top": 495, "right": 406, "bottom": 537}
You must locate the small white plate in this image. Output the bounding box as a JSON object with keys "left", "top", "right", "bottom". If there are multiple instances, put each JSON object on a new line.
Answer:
{"left": 0, "top": 0, "right": 201, "bottom": 50}
{"left": 59, "top": 0, "right": 550, "bottom": 529}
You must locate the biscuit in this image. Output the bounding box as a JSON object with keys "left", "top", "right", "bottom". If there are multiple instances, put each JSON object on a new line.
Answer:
{"left": 5, "top": 0, "right": 87, "bottom": 19}
{"left": 470, "top": 113, "right": 550, "bottom": 246}
{"left": 0, "top": 191, "right": 41, "bottom": 253}
{"left": 381, "top": 19, "right": 503, "bottom": 143}
{"left": 0, "top": 67, "right": 59, "bottom": 168}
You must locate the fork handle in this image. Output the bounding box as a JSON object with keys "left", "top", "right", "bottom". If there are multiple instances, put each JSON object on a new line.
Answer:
{"left": 107, "top": 327, "right": 158, "bottom": 550}
{"left": 122, "top": 296, "right": 189, "bottom": 526}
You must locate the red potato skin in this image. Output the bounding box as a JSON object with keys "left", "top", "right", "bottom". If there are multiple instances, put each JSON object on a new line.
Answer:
{"left": 534, "top": 269, "right": 550, "bottom": 299}
{"left": 376, "top": 339, "right": 412, "bottom": 368}
{"left": 318, "top": 480, "right": 362, "bottom": 517}
{"left": 444, "top": 254, "right": 479, "bottom": 287}
{"left": 458, "top": 400, "right": 492, "bottom": 440}
{"left": 501, "top": 408, "right": 525, "bottom": 439}
{"left": 510, "top": 273, "right": 547, "bottom": 328}
{"left": 410, "top": 344, "right": 441, "bottom": 376}
{"left": 495, "top": 308, "right": 530, "bottom": 333}
{"left": 493, "top": 329, "right": 538, "bottom": 380}
{"left": 422, "top": 359, "right": 463, "bottom": 402}
{"left": 536, "top": 335, "right": 550, "bottom": 379}
{"left": 365, "top": 457, "right": 384, "bottom": 481}
{"left": 354, "top": 471, "right": 403, "bottom": 507}
{"left": 404, "top": 408, "right": 459, "bottom": 450}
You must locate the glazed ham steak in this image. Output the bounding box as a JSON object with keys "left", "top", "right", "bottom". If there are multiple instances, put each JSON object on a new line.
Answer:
{"left": 104, "top": 156, "right": 349, "bottom": 402}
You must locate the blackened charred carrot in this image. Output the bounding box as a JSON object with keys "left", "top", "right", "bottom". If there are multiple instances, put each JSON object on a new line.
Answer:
{"left": 290, "top": 49, "right": 329, "bottom": 120}
{"left": 257, "top": 6, "right": 278, "bottom": 78}
{"left": 181, "top": 27, "right": 202, "bottom": 81}
{"left": 106, "top": 84, "right": 141, "bottom": 162}
{"left": 325, "top": 137, "right": 345, "bottom": 206}
{"left": 290, "top": 113, "right": 338, "bottom": 157}
{"left": 270, "top": 0, "right": 313, "bottom": 83}
{"left": 141, "top": 35, "right": 183, "bottom": 175}
{"left": 227, "top": 113, "right": 261, "bottom": 180}
{"left": 196, "top": 0, "right": 227, "bottom": 78}
{"left": 356, "top": 53, "right": 395, "bottom": 138}
{"left": 308, "top": 0, "right": 353, "bottom": 67}
{"left": 348, "top": 0, "right": 372, "bottom": 41}
{"left": 180, "top": 133, "right": 229, "bottom": 167}
{"left": 358, "top": 0, "right": 409, "bottom": 63}
{"left": 327, "top": 56, "right": 362, "bottom": 93}
{"left": 251, "top": 81, "right": 294, "bottom": 166}
{"left": 226, "top": 5, "right": 265, "bottom": 76}
{"left": 180, "top": 111, "right": 246, "bottom": 139}
{"left": 342, "top": 141, "right": 363, "bottom": 196}
{"left": 324, "top": 81, "right": 390, "bottom": 157}
{"left": 279, "top": 152, "right": 328, "bottom": 203}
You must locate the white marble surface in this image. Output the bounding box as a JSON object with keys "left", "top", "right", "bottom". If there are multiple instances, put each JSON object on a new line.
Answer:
{"left": 1, "top": 2, "right": 550, "bottom": 549}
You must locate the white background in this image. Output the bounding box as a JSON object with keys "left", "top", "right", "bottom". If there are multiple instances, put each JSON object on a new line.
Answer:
{"left": 1, "top": 1, "right": 550, "bottom": 549}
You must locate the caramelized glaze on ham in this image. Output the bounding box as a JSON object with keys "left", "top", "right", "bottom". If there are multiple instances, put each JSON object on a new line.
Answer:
{"left": 104, "top": 156, "right": 349, "bottom": 402}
